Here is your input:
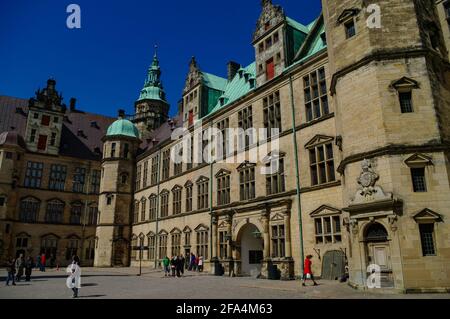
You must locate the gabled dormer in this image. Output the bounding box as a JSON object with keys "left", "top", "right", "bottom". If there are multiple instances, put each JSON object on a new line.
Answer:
{"left": 253, "top": 0, "right": 309, "bottom": 86}
{"left": 25, "top": 79, "right": 67, "bottom": 155}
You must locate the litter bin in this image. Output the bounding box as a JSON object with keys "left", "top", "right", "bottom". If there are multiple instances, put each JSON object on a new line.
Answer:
{"left": 214, "top": 262, "right": 224, "bottom": 276}
{"left": 268, "top": 264, "right": 281, "bottom": 280}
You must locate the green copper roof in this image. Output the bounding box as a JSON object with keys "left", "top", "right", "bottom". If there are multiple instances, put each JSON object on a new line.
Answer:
{"left": 202, "top": 73, "right": 227, "bottom": 91}
{"left": 286, "top": 17, "right": 309, "bottom": 34}
{"left": 106, "top": 118, "right": 140, "bottom": 139}
{"left": 207, "top": 62, "right": 256, "bottom": 116}
{"left": 137, "top": 52, "right": 168, "bottom": 103}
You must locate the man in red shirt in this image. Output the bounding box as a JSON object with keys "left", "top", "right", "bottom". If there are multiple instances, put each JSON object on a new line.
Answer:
{"left": 302, "top": 255, "right": 318, "bottom": 286}
{"left": 40, "top": 253, "right": 46, "bottom": 272}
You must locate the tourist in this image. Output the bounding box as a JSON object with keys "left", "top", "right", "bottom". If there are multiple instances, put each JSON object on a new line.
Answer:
{"left": 162, "top": 256, "right": 170, "bottom": 277}
{"left": 302, "top": 255, "right": 318, "bottom": 286}
{"left": 176, "top": 256, "right": 182, "bottom": 278}
{"left": 194, "top": 255, "right": 199, "bottom": 272}
{"left": 5, "top": 257, "right": 16, "bottom": 286}
{"left": 180, "top": 254, "right": 185, "bottom": 276}
{"left": 15, "top": 254, "right": 25, "bottom": 282}
{"left": 40, "top": 253, "right": 46, "bottom": 272}
{"left": 189, "top": 253, "right": 196, "bottom": 271}
{"left": 25, "top": 256, "right": 34, "bottom": 281}
{"left": 66, "top": 255, "right": 81, "bottom": 298}
{"left": 35, "top": 254, "right": 41, "bottom": 270}
{"left": 170, "top": 256, "right": 177, "bottom": 277}
{"left": 198, "top": 255, "right": 204, "bottom": 272}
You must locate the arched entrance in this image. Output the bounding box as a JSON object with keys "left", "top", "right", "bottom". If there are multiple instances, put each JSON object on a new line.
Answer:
{"left": 237, "top": 223, "right": 264, "bottom": 277}
{"left": 364, "top": 222, "right": 393, "bottom": 287}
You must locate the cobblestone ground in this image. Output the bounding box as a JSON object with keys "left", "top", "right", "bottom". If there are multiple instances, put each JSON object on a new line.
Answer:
{"left": 0, "top": 267, "right": 449, "bottom": 299}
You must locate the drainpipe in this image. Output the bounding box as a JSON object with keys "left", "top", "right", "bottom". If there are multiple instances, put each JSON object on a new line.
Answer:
{"left": 289, "top": 76, "right": 305, "bottom": 278}
{"left": 154, "top": 148, "right": 162, "bottom": 269}
{"left": 81, "top": 161, "right": 92, "bottom": 267}
{"left": 208, "top": 123, "right": 214, "bottom": 263}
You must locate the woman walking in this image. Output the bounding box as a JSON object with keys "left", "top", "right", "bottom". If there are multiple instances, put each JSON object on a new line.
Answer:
{"left": 15, "top": 254, "right": 25, "bottom": 282}
{"left": 66, "top": 255, "right": 81, "bottom": 298}
{"left": 198, "top": 256, "right": 204, "bottom": 272}
{"left": 302, "top": 255, "right": 318, "bottom": 286}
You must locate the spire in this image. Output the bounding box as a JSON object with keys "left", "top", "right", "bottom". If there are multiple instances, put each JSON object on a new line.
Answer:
{"left": 137, "top": 46, "right": 167, "bottom": 102}
{"left": 261, "top": 0, "right": 272, "bottom": 7}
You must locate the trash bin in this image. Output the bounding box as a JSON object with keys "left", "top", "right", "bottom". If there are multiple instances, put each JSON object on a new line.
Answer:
{"left": 268, "top": 264, "right": 280, "bottom": 280}
{"left": 214, "top": 262, "right": 224, "bottom": 276}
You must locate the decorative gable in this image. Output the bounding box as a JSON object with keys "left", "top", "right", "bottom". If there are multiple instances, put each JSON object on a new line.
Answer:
{"left": 147, "top": 231, "right": 156, "bottom": 237}
{"left": 413, "top": 208, "right": 443, "bottom": 223}
{"left": 304, "top": 135, "right": 334, "bottom": 149}
{"left": 183, "top": 226, "right": 192, "bottom": 233}
{"left": 337, "top": 8, "right": 360, "bottom": 24}
{"left": 170, "top": 227, "right": 182, "bottom": 234}
{"left": 183, "top": 57, "right": 203, "bottom": 94}
{"left": 194, "top": 223, "right": 209, "bottom": 232}
{"left": 404, "top": 153, "right": 433, "bottom": 168}
{"left": 390, "top": 77, "right": 420, "bottom": 91}
{"left": 215, "top": 168, "right": 231, "bottom": 178}
{"left": 158, "top": 229, "right": 168, "bottom": 236}
{"left": 196, "top": 175, "right": 209, "bottom": 184}
{"left": 237, "top": 161, "right": 256, "bottom": 171}
{"left": 309, "top": 205, "right": 341, "bottom": 217}
{"left": 253, "top": 0, "right": 286, "bottom": 42}
{"left": 270, "top": 212, "right": 285, "bottom": 222}
{"left": 172, "top": 184, "right": 182, "bottom": 191}
{"left": 184, "top": 180, "right": 193, "bottom": 187}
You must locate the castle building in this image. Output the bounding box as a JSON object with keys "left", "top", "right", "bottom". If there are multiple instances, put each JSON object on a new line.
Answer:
{"left": 1, "top": 0, "right": 450, "bottom": 293}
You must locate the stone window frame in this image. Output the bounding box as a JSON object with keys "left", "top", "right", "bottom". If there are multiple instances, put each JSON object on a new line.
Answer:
{"left": 170, "top": 228, "right": 182, "bottom": 257}
{"left": 263, "top": 91, "right": 282, "bottom": 138}
{"left": 133, "top": 200, "right": 140, "bottom": 224}
{"left": 140, "top": 197, "right": 147, "bottom": 222}
{"left": 310, "top": 205, "right": 342, "bottom": 245}
{"left": 270, "top": 217, "right": 286, "bottom": 259}
{"left": 148, "top": 194, "right": 157, "bottom": 221}
{"left": 303, "top": 66, "right": 329, "bottom": 122}
{"left": 72, "top": 167, "right": 86, "bottom": 193}
{"left": 195, "top": 224, "right": 209, "bottom": 260}
{"left": 183, "top": 226, "right": 192, "bottom": 248}
{"left": 65, "top": 234, "right": 81, "bottom": 261}
{"left": 215, "top": 169, "right": 231, "bottom": 206}
{"left": 87, "top": 203, "right": 98, "bottom": 226}
{"left": 390, "top": 77, "right": 420, "bottom": 114}
{"left": 196, "top": 176, "right": 210, "bottom": 210}
{"left": 142, "top": 160, "right": 148, "bottom": 188}
{"left": 24, "top": 161, "right": 44, "bottom": 189}
{"left": 238, "top": 105, "right": 254, "bottom": 149}
{"left": 90, "top": 169, "right": 101, "bottom": 194}
{"left": 413, "top": 208, "right": 443, "bottom": 257}
{"left": 237, "top": 161, "right": 256, "bottom": 201}
{"left": 404, "top": 153, "right": 433, "bottom": 193}
{"left": 135, "top": 164, "right": 142, "bottom": 191}
{"left": 337, "top": 8, "right": 360, "bottom": 39}
{"left": 131, "top": 234, "right": 138, "bottom": 259}
{"left": 45, "top": 198, "right": 65, "bottom": 224}
{"left": 185, "top": 181, "right": 193, "bottom": 213}
{"left": 172, "top": 185, "right": 182, "bottom": 215}
{"left": 0, "top": 194, "right": 7, "bottom": 207}
{"left": 69, "top": 201, "right": 83, "bottom": 225}
{"left": 162, "top": 149, "right": 171, "bottom": 181}
{"left": 218, "top": 221, "right": 229, "bottom": 260}
{"left": 216, "top": 118, "right": 230, "bottom": 159}
{"left": 41, "top": 233, "right": 60, "bottom": 259}
{"left": 158, "top": 230, "right": 168, "bottom": 260}
{"left": 305, "top": 135, "right": 336, "bottom": 187}
{"left": 263, "top": 151, "right": 286, "bottom": 196}
{"left": 84, "top": 236, "right": 96, "bottom": 260}
{"left": 147, "top": 231, "right": 156, "bottom": 260}
{"left": 15, "top": 232, "right": 31, "bottom": 252}
{"left": 150, "top": 154, "right": 160, "bottom": 186}
{"left": 160, "top": 189, "right": 170, "bottom": 218}
{"left": 19, "top": 196, "right": 41, "bottom": 223}
{"left": 48, "top": 164, "right": 67, "bottom": 191}
{"left": 173, "top": 142, "right": 183, "bottom": 176}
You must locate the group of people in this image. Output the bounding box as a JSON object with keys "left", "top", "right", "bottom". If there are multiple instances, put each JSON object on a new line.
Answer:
{"left": 5, "top": 254, "right": 34, "bottom": 286}
{"left": 161, "top": 253, "right": 204, "bottom": 278}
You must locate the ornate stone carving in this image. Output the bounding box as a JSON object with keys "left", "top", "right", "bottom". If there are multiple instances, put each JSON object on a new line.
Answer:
{"left": 183, "top": 57, "right": 203, "bottom": 94}
{"left": 357, "top": 159, "right": 379, "bottom": 196}
{"left": 388, "top": 214, "right": 398, "bottom": 232}
{"left": 253, "top": 0, "right": 285, "bottom": 42}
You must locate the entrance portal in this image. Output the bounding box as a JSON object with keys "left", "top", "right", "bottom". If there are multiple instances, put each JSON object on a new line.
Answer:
{"left": 321, "top": 250, "right": 346, "bottom": 280}
{"left": 364, "top": 223, "right": 393, "bottom": 288}
{"left": 237, "top": 223, "right": 264, "bottom": 277}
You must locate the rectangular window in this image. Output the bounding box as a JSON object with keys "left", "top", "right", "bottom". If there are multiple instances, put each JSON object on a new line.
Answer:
{"left": 263, "top": 91, "right": 281, "bottom": 138}
{"left": 419, "top": 224, "right": 436, "bottom": 256}
{"left": 88, "top": 206, "right": 98, "bottom": 225}
{"left": 239, "top": 166, "right": 256, "bottom": 201}
{"left": 217, "top": 174, "right": 231, "bottom": 206}
{"left": 111, "top": 143, "right": 116, "bottom": 158}
{"left": 188, "top": 110, "right": 194, "bottom": 126}
{"left": 197, "top": 180, "right": 209, "bottom": 210}
{"left": 411, "top": 168, "right": 427, "bottom": 192}
{"left": 217, "top": 118, "right": 229, "bottom": 158}
{"left": 45, "top": 201, "right": 64, "bottom": 224}
{"left": 399, "top": 91, "right": 413, "bottom": 113}
{"left": 345, "top": 20, "right": 356, "bottom": 38}
{"left": 30, "top": 129, "right": 36, "bottom": 143}
{"left": 238, "top": 106, "right": 254, "bottom": 149}
{"left": 148, "top": 236, "right": 156, "bottom": 260}
{"left": 24, "top": 161, "right": 44, "bottom": 188}
{"left": 19, "top": 199, "right": 40, "bottom": 223}
{"left": 196, "top": 231, "right": 209, "bottom": 259}
{"left": 271, "top": 225, "right": 285, "bottom": 258}
{"left": 159, "top": 235, "right": 168, "bottom": 259}
{"left": 174, "top": 144, "right": 183, "bottom": 176}
{"left": 171, "top": 233, "right": 181, "bottom": 256}
{"left": 173, "top": 188, "right": 182, "bottom": 215}
{"left": 151, "top": 155, "right": 159, "bottom": 185}
{"left": 186, "top": 185, "right": 193, "bottom": 212}
{"left": 133, "top": 201, "right": 139, "bottom": 223}
{"left": 149, "top": 196, "right": 157, "bottom": 220}
{"left": 162, "top": 149, "right": 170, "bottom": 180}
{"left": 37, "top": 135, "right": 47, "bottom": 151}
{"left": 219, "top": 231, "right": 228, "bottom": 259}
{"left": 48, "top": 164, "right": 67, "bottom": 191}
{"left": 266, "top": 158, "right": 285, "bottom": 195}
{"left": 304, "top": 67, "right": 329, "bottom": 122}
{"left": 142, "top": 161, "right": 148, "bottom": 188}
{"left": 160, "top": 192, "right": 169, "bottom": 217}
{"left": 309, "top": 143, "right": 335, "bottom": 186}
{"left": 73, "top": 167, "right": 86, "bottom": 193}
{"left": 91, "top": 170, "right": 101, "bottom": 194}
{"left": 135, "top": 164, "right": 142, "bottom": 191}
{"left": 70, "top": 205, "right": 82, "bottom": 224}
{"left": 315, "top": 216, "right": 342, "bottom": 244}
{"left": 141, "top": 199, "right": 146, "bottom": 221}
{"left": 50, "top": 133, "right": 57, "bottom": 146}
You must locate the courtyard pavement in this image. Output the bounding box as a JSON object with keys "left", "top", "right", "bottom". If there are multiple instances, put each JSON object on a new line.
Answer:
{"left": 0, "top": 267, "right": 449, "bottom": 299}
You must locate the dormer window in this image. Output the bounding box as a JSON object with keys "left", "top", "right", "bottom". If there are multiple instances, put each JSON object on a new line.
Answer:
{"left": 338, "top": 8, "right": 359, "bottom": 39}
{"left": 273, "top": 31, "right": 279, "bottom": 43}
{"left": 265, "top": 37, "right": 272, "bottom": 49}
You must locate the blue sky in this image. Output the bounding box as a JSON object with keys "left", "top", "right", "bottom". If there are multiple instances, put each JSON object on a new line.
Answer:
{"left": 0, "top": 1, "right": 322, "bottom": 118}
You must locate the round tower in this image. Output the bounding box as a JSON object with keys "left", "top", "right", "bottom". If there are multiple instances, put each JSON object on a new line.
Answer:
{"left": 94, "top": 111, "right": 140, "bottom": 267}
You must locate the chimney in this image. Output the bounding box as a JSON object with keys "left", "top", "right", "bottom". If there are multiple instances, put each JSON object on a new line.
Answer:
{"left": 70, "top": 98, "right": 77, "bottom": 111}
{"left": 227, "top": 61, "right": 241, "bottom": 81}
{"left": 118, "top": 109, "right": 126, "bottom": 119}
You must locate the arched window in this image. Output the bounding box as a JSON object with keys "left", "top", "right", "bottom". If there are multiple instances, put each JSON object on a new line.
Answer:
{"left": 84, "top": 237, "right": 95, "bottom": 260}
{"left": 45, "top": 199, "right": 65, "bottom": 224}
{"left": 365, "top": 223, "right": 388, "bottom": 242}
{"left": 19, "top": 197, "right": 40, "bottom": 223}
{"left": 70, "top": 202, "right": 82, "bottom": 225}
{"left": 88, "top": 204, "right": 98, "bottom": 225}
